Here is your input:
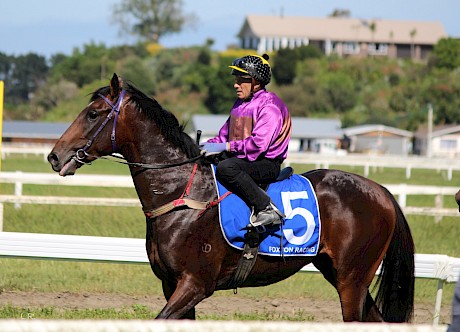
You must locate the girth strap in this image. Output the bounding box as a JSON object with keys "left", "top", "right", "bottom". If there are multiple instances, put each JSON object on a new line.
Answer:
{"left": 144, "top": 198, "right": 209, "bottom": 218}
{"left": 143, "top": 163, "right": 231, "bottom": 219}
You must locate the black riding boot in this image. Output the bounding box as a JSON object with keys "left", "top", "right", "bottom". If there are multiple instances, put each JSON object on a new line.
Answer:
{"left": 250, "top": 201, "right": 284, "bottom": 227}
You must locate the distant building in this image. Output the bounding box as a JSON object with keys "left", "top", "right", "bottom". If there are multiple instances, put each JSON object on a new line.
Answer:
{"left": 414, "top": 124, "right": 460, "bottom": 158}
{"left": 343, "top": 124, "right": 413, "bottom": 155}
{"left": 290, "top": 117, "right": 343, "bottom": 154}
{"left": 237, "top": 15, "right": 447, "bottom": 60}
{"left": 2, "top": 120, "right": 69, "bottom": 146}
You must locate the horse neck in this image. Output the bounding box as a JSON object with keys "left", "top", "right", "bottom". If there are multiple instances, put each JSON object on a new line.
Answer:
{"left": 118, "top": 127, "right": 214, "bottom": 213}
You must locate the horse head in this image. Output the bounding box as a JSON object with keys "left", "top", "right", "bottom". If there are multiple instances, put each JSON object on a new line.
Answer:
{"left": 48, "top": 73, "right": 127, "bottom": 176}
{"left": 48, "top": 73, "right": 202, "bottom": 177}
{"left": 455, "top": 190, "right": 460, "bottom": 211}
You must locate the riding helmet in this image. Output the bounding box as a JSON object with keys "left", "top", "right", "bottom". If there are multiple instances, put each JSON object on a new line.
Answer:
{"left": 229, "top": 54, "right": 271, "bottom": 85}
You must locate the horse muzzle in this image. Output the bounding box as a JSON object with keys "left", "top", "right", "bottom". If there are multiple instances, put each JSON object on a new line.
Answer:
{"left": 455, "top": 190, "right": 460, "bottom": 212}
{"left": 47, "top": 152, "right": 79, "bottom": 177}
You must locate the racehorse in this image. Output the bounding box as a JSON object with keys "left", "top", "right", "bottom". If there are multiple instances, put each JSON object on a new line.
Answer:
{"left": 47, "top": 73, "right": 415, "bottom": 322}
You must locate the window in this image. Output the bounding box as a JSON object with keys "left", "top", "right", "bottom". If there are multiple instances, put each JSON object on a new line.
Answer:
{"left": 440, "top": 139, "right": 457, "bottom": 150}
{"left": 343, "top": 42, "right": 359, "bottom": 54}
{"left": 368, "top": 43, "right": 388, "bottom": 55}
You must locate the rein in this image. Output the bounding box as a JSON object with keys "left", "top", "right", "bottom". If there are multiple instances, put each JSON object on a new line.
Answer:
{"left": 73, "top": 89, "right": 204, "bottom": 170}
{"left": 97, "top": 151, "right": 205, "bottom": 169}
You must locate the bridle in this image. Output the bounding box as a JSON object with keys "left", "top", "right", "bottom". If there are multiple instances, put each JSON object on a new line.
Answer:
{"left": 69, "top": 88, "right": 221, "bottom": 219}
{"left": 73, "top": 89, "right": 204, "bottom": 170}
{"left": 73, "top": 90, "right": 125, "bottom": 165}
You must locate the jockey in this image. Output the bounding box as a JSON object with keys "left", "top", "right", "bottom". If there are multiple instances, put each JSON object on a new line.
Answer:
{"left": 201, "top": 54, "right": 292, "bottom": 228}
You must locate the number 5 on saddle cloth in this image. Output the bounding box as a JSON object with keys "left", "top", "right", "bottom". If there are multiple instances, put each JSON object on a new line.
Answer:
{"left": 211, "top": 166, "right": 321, "bottom": 257}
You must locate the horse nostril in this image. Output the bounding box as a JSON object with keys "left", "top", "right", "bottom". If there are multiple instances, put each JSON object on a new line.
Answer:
{"left": 47, "top": 153, "right": 58, "bottom": 166}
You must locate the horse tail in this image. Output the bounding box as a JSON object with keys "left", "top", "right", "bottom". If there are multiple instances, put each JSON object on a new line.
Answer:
{"left": 374, "top": 186, "right": 415, "bottom": 322}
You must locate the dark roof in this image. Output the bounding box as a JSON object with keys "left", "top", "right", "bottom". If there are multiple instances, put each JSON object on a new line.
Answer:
{"left": 190, "top": 115, "right": 343, "bottom": 139}
{"left": 431, "top": 125, "right": 460, "bottom": 137}
{"left": 2, "top": 120, "right": 70, "bottom": 139}
{"left": 291, "top": 117, "right": 343, "bottom": 139}
{"left": 343, "top": 124, "right": 413, "bottom": 138}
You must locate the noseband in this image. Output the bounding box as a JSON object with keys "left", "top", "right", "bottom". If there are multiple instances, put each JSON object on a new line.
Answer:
{"left": 74, "top": 90, "right": 126, "bottom": 164}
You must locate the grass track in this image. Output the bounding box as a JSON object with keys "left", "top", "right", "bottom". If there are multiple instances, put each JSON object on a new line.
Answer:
{"left": 0, "top": 155, "right": 459, "bottom": 320}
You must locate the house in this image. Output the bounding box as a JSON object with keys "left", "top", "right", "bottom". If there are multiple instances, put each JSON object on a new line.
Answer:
{"left": 237, "top": 15, "right": 447, "bottom": 60}
{"left": 414, "top": 124, "right": 460, "bottom": 158}
{"left": 2, "top": 120, "right": 70, "bottom": 146}
{"left": 343, "top": 124, "right": 413, "bottom": 155}
{"left": 190, "top": 115, "right": 344, "bottom": 154}
{"left": 290, "top": 117, "right": 343, "bottom": 154}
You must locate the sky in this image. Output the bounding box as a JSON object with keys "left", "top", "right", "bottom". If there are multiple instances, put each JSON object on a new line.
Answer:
{"left": 0, "top": 0, "right": 459, "bottom": 59}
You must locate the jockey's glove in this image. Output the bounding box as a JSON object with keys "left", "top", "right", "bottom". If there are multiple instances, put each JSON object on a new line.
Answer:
{"left": 200, "top": 142, "right": 229, "bottom": 155}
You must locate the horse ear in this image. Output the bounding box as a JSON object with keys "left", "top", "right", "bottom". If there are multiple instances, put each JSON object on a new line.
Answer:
{"left": 109, "top": 73, "right": 123, "bottom": 99}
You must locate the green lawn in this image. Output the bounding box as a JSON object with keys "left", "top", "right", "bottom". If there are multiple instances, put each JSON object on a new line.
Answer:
{"left": 0, "top": 155, "right": 459, "bottom": 321}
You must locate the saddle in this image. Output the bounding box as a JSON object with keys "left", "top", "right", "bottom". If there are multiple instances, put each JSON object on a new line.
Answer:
{"left": 259, "top": 166, "right": 294, "bottom": 190}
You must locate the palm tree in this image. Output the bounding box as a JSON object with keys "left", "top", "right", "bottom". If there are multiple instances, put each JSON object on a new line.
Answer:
{"left": 389, "top": 30, "right": 395, "bottom": 58}
{"left": 368, "top": 21, "right": 377, "bottom": 56}
{"left": 410, "top": 28, "right": 417, "bottom": 59}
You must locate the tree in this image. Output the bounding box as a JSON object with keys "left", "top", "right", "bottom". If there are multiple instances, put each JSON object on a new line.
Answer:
{"left": 369, "top": 21, "right": 377, "bottom": 43}
{"left": 272, "top": 45, "right": 322, "bottom": 85}
{"left": 329, "top": 9, "right": 350, "bottom": 17}
{"left": 0, "top": 52, "right": 13, "bottom": 99}
{"left": 29, "top": 80, "right": 79, "bottom": 120}
{"left": 9, "top": 53, "right": 49, "bottom": 102}
{"left": 49, "top": 43, "right": 113, "bottom": 87}
{"left": 117, "top": 56, "right": 157, "bottom": 95}
{"left": 272, "top": 48, "right": 298, "bottom": 85}
{"left": 204, "top": 56, "right": 234, "bottom": 114}
{"left": 320, "top": 72, "right": 357, "bottom": 113}
{"left": 112, "top": 0, "right": 197, "bottom": 43}
{"left": 429, "top": 38, "right": 460, "bottom": 70}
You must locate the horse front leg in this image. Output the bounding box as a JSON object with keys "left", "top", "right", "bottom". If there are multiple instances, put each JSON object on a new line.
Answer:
{"left": 156, "top": 274, "right": 208, "bottom": 319}
{"left": 160, "top": 279, "right": 197, "bottom": 319}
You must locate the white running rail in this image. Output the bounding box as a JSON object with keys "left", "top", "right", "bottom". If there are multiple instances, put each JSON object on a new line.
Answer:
{"left": 0, "top": 231, "right": 458, "bottom": 325}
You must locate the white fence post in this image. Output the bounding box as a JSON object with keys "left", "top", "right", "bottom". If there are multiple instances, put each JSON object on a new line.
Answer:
{"left": 406, "top": 165, "right": 412, "bottom": 179}
{"left": 435, "top": 195, "right": 443, "bottom": 223}
{"left": 14, "top": 171, "right": 23, "bottom": 209}
{"left": 398, "top": 184, "right": 407, "bottom": 207}
{"left": 364, "top": 164, "right": 369, "bottom": 177}
{"left": 433, "top": 279, "right": 444, "bottom": 325}
{"left": 0, "top": 203, "right": 3, "bottom": 232}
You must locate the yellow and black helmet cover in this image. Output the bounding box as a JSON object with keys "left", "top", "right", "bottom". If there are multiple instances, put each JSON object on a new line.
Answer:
{"left": 229, "top": 53, "right": 271, "bottom": 85}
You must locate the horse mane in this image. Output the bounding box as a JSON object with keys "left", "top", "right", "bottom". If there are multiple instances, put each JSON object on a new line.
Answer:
{"left": 91, "top": 84, "right": 201, "bottom": 159}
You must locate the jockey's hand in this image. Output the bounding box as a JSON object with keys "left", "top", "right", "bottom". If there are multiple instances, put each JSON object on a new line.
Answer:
{"left": 200, "top": 142, "right": 229, "bottom": 156}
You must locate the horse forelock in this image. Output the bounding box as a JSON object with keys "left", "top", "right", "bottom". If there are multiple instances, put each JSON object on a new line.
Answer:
{"left": 91, "top": 84, "right": 200, "bottom": 159}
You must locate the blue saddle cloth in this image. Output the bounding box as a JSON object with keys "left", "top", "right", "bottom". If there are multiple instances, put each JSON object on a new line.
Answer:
{"left": 213, "top": 168, "right": 321, "bottom": 257}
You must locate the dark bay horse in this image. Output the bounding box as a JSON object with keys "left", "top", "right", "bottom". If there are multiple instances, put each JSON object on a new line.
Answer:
{"left": 48, "top": 74, "right": 415, "bottom": 322}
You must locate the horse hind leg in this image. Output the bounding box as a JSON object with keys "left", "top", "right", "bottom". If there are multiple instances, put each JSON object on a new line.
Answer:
{"left": 313, "top": 253, "right": 383, "bottom": 322}
{"left": 363, "top": 291, "right": 383, "bottom": 322}
{"left": 313, "top": 255, "right": 364, "bottom": 321}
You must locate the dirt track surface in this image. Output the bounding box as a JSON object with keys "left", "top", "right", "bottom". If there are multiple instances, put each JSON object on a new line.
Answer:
{"left": 0, "top": 291, "right": 452, "bottom": 324}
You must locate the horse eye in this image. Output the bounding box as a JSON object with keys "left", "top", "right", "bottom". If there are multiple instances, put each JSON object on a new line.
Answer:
{"left": 87, "top": 110, "right": 99, "bottom": 121}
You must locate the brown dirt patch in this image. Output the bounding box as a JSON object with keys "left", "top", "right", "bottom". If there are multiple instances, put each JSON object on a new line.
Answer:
{"left": 0, "top": 290, "right": 451, "bottom": 324}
